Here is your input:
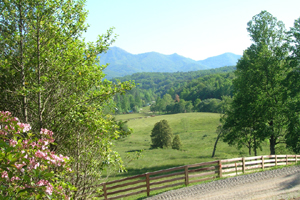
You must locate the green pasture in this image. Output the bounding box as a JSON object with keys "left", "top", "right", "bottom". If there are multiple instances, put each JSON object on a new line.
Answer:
{"left": 106, "top": 111, "right": 293, "bottom": 199}
{"left": 113, "top": 111, "right": 286, "bottom": 177}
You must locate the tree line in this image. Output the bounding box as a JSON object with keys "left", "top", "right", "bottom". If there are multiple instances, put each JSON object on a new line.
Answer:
{"left": 113, "top": 70, "right": 235, "bottom": 114}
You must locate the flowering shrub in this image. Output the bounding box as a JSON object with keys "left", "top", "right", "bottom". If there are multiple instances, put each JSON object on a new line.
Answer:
{"left": 0, "top": 111, "right": 73, "bottom": 199}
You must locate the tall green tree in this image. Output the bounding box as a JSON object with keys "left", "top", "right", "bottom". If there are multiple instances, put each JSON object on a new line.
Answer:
{"left": 284, "top": 17, "right": 300, "bottom": 153}
{"left": 151, "top": 120, "right": 173, "bottom": 148}
{"left": 0, "top": 0, "right": 133, "bottom": 198}
{"left": 221, "top": 11, "right": 290, "bottom": 155}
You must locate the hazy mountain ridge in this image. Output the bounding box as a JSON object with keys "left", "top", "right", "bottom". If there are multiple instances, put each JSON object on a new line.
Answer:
{"left": 99, "top": 47, "right": 241, "bottom": 79}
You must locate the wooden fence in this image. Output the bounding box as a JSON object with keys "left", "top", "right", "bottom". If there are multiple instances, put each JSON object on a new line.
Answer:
{"left": 96, "top": 155, "right": 300, "bottom": 200}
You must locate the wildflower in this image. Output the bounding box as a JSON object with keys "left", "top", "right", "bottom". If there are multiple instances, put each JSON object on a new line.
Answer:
{"left": 9, "top": 139, "right": 17, "bottom": 147}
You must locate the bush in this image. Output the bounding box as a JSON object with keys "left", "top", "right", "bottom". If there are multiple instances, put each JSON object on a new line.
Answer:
{"left": 0, "top": 111, "right": 72, "bottom": 199}
{"left": 172, "top": 135, "right": 182, "bottom": 150}
{"left": 150, "top": 120, "right": 173, "bottom": 148}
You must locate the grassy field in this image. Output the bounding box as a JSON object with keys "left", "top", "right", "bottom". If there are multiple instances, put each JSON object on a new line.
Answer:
{"left": 103, "top": 110, "right": 294, "bottom": 199}
{"left": 112, "top": 111, "right": 286, "bottom": 177}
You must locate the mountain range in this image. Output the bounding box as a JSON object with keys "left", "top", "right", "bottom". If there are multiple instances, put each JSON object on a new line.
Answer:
{"left": 99, "top": 47, "right": 241, "bottom": 79}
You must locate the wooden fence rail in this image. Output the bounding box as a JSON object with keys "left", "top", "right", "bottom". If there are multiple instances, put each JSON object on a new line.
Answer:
{"left": 96, "top": 155, "right": 300, "bottom": 200}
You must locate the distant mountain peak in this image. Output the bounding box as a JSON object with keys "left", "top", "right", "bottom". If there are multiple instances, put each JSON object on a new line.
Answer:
{"left": 99, "top": 47, "right": 241, "bottom": 79}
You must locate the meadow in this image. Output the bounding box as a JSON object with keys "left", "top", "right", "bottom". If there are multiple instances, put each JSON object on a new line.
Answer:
{"left": 111, "top": 108, "right": 290, "bottom": 179}
{"left": 101, "top": 108, "right": 294, "bottom": 199}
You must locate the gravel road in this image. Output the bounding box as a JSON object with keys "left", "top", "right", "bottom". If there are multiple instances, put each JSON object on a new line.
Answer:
{"left": 145, "top": 165, "right": 300, "bottom": 200}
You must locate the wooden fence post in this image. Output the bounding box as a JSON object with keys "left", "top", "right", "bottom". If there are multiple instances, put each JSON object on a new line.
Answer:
{"left": 218, "top": 160, "right": 222, "bottom": 178}
{"left": 184, "top": 166, "right": 189, "bottom": 186}
{"left": 296, "top": 155, "right": 298, "bottom": 164}
{"left": 146, "top": 173, "right": 150, "bottom": 197}
{"left": 235, "top": 163, "right": 237, "bottom": 175}
{"left": 286, "top": 155, "right": 288, "bottom": 165}
{"left": 275, "top": 155, "right": 277, "bottom": 167}
{"left": 242, "top": 157, "right": 245, "bottom": 174}
{"left": 103, "top": 183, "right": 107, "bottom": 200}
{"left": 261, "top": 156, "right": 264, "bottom": 170}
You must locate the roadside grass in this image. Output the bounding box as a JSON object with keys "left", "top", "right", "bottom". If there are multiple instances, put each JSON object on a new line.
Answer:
{"left": 105, "top": 110, "right": 294, "bottom": 199}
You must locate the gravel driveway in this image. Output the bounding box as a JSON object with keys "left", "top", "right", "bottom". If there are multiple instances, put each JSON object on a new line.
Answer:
{"left": 145, "top": 165, "right": 300, "bottom": 200}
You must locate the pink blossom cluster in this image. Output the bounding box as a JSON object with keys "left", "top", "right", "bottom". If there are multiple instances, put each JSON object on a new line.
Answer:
{"left": 0, "top": 111, "right": 71, "bottom": 198}
{"left": 17, "top": 122, "right": 31, "bottom": 132}
{"left": 34, "top": 150, "right": 69, "bottom": 167}
{"left": 36, "top": 179, "right": 54, "bottom": 195}
{"left": 0, "top": 111, "right": 31, "bottom": 134}
{"left": 40, "top": 128, "right": 53, "bottom": 137}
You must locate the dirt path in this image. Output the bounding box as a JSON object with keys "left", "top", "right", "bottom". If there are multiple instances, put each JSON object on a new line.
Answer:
{"left": 188, "top": 172, "right": 300, "bottom": 200}
{"left": 145, "top": 165, "right": 300, "bottom": 200}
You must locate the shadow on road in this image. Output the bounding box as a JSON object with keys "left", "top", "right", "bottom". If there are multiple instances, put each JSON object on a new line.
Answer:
{"left": 280, "top": 173, "right": 300, "bottom": 190}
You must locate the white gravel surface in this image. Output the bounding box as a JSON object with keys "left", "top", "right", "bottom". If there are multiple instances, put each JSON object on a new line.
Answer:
{"left": 145, "top": 165, "right": 300, "bottom": 200}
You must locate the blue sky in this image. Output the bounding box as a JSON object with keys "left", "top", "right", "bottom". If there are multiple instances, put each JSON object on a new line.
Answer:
{"left": 83, "top": 0, "right": 300, "bottom": 60}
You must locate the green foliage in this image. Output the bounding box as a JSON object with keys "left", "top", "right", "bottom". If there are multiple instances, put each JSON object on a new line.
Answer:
{"left": 0, "top": 0, "right": 133, "bottom": 199}
{"left": 151, "top": 120, "right": 173, "bottom": 148}
{"left": 196, "top": 98, "right": 222, "bottom": 113}
{"left": 285, "top": 17, "right": 300, "bottom": 153}
{"left": 123, "top": 71, "right": 235, "bottom": 114}
{"left": 112, "top": 66, "right": 235, "bottom": 114}
{"left": 220, "top": 10, "right": 290, "bottom": 155}
{"left": 116, "top": 120, "right": 132, "bottom": 138}
{"left": 172, "top": 135, "right": 182, "bottom": 150}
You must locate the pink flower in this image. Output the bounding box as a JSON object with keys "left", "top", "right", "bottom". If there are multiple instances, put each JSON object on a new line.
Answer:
{"left": 0, "top": 111, "right": 71, "bottom": 199}
{"left": 40, "top": 128, "right": 53, "bottom": 137}
{"left": 37, "top": 180, "right": 53, "bottom": 195}
{"left": 35, "top": 150, "right": 46, "bottom": 159}
{"left": 1, "top": 171, "right": 8, "bottom": 179}
{"left": 0, "top": 130, "right": 7, "bottom": 135}
{"left": 17, "top": 122, "right": 31, "bottom": 132}
{"left": 10, "top": 176, "right": 20, "bottom": 181}
{"left": 31, "top": 142, "right": 37, "bottom": 148}
{"left": 15, "top": 163, "right": 25, "bottom": 170}
{"left": 45, "top": 183, "right": 53, "bottom": 195}
{"left": 9, "top": 139, "right": 18, "bottom": 147}
{"left": 33, "top": 162, "right": 40, "bottom": 169}
{"left": 36, "top": 179, "right": 49, "bottom": 186}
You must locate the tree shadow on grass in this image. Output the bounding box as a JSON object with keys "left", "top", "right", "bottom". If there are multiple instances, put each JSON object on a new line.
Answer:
{"left": 112, "top": 164, "right": 186, "bottom": 178}
{"left": 198, "top": 155, "right": 213, "bottom": 159}
{"left": 126, "top": 149, "right": 144, "bottom": 153}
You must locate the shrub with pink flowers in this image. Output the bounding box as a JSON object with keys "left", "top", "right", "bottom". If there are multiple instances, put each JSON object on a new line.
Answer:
{"left": 0, "top": 111, "right": 74, "bottom": 199}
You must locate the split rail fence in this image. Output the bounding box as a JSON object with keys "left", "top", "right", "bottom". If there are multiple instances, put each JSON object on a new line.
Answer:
{"left": 96, "top": 154, "right": 300, "bottom": 200}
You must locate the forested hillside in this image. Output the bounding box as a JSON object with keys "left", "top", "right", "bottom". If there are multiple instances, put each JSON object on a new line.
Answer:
{"left": 112, "top": 66, "right": 235, "bottom": 114}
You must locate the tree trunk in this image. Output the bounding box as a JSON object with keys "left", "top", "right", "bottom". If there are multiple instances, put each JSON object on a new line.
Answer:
{"left": 37, "top": 17, "right": 42, "bottom": 130}
{"left": 269, "top": 134, "right": 276, "bottom": 155}
{"left": 247, "top": 140, "right": 252, "bottom": 155}
{"left": 212, "top": 130, "right": 222, "bottom": 158}
{"left": 18, "top": 3, "right": 27, "bottom": 123}
{"left": 254, "top": 136, "right": 257, "bottom": 156}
